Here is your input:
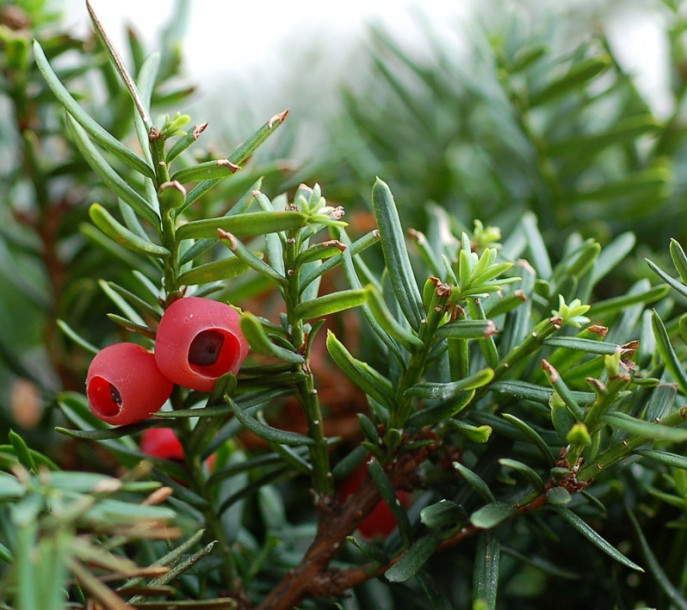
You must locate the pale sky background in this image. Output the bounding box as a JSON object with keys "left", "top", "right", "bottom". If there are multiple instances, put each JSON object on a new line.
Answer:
{"left": 60, "top": 1, "right": 670, "bottom": 156}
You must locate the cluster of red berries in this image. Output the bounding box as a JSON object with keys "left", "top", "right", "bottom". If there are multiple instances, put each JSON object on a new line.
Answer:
{"left": 87, "top": 296, "right": 407, "bottom": 539}
{"left": 86, "top": 297, "right": 248, "bottom": 425}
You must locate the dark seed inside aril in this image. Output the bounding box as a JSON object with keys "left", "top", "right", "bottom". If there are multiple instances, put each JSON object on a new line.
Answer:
{"left": 110, "top": 384, "right": 123, "bottom": 406}
{"left": 188, "top": 330, "right": 225, "bottom": 366}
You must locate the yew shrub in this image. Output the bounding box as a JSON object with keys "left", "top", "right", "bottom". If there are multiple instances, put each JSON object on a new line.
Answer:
{"left": 1, "top": 3, "right": 687, "bottom": 610}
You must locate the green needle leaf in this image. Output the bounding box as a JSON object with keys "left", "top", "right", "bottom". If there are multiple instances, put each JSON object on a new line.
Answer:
{"left": 218, "top": 230, "right": 286, "bottom": 285}
{"left": 229, "top": 398, "right": 314, "bottom": 447}
{"left": 300, "top": 230, "right": 379, "bottom": 292}
{"left": 501, "top": 413, "right": 556, "bottom": 466}
{"left": 670, "top": 238, "right": 687, "bottom": 285}
{"left": 651, "top": 310, "right": 687, "bottom": 395}
{"left": 66, "top": 116, "right": 159, "bottom": 226}
{"left": 444, "top": 420, "right": 492, "bottom": 443}
{"left": 55, "top": 421, "right": 162, "bottom": 441}
{"left": 240, "top": 312, "right": 304, "bottom": 364}
{"left": 646, "top": 257, "right": 687, "bottom": 300}
{"left": 372, "top": 178, "right": 424, "bottom": 330}
{"left": 8, "top": 430, "right": 36, "bottom": 472}
{"left": 167, "top": 122, "right": 208, "bottom": 162}
{"left": 177, "top": 256, "right": 251, "bottom": 286}
{"left": 627, "top": 508, "right": 687, "bottom": 610}
{"left": 57, "top": 320, "right": 99, "bottom": 355}
{"left": 364, "top": 284, "right": 423, "bottom": 350}
{"left": 0, "top": 541, "right": 11, "bottom": 564}
{"left": 592, "top": 232, "right": 636, "bottom": 285}
{"left": 367, "top": 458, "right": 412, "bottom": 544}
{"left": 295, "top": 240, "right": 347, "bottom": 266}
{"left": 326, "top": 330, "right": 396, "bottom": 410}
{"left": 473, "top": 531, "right": 500, "bottom": 610}
{"left": 182, "top": 110, "right": 289, "bottom": 211}
{"left": 602, "top": 412, "right": 687, "bottom": 442}
{"left": 133, "top": 51, "right": 160, "bottom": 159}
{"left": 407, "top": 390, "right": 475, "bottom": 428}
{"left": 405, "top": 368, "right": 494, "bottom": 400}
{"left": 499, "top": 458, "right": 545, "bottom": 493}
{"left": 177, "top": 211, "right": 307, "bottom": 240}
{"left": 293, "top": 289, "right": 367, "bottom": 320}
{"left": 638, "top": 449, "right": 687, "bottom": 471}
{"left": 543, "top": 336, "right": 621, "bottom": 355}
{"left": 436, "top": 319, "right": 499, "bottom": 339}
{"left": 89, "top": 203, "right": 169, "bottom": 258}
{"left": 454, "top": 462, "right": 495, "bottom": 503}
{"left": 549, "top": 116, "right": 657, "bottom": 158}
{"left": 492, "top": 381, "right": 594, "bottom": 407}
{"left": 589, "top": 285, "right": 669, "bottom": 317}
{"left": 346, "top": 536, "right": 388, "bottom": 564}
{"left": 420, "top": 500, "right": 466, "bottom": 529}
{"left": 385, "top": 534, "right": 441, "bottom": 583}
{"left": 546, "top": 487, "right": 572, "bottom": 505}
{"left": 229, "top": 110, "right": 289, "bottom": 166}
{"left": 470, "top": 502, "right": 517, "bottom": 529}
{"left": 521, "top": 212, "right": 551, "bottom": 279}
{"left": 561, "top": 168, "right": 670, "bottom": 204}
{"left": 171, "top": 159, "right": 241, "bottom": 184}
{"left": 86, "top": 0, "right": 151, "bottom": 129}
{"left": 32, "top": 40, "right": 154, "bottom": 179}
{"left": 550, "top": 505, "right": 644, "bottom": 572}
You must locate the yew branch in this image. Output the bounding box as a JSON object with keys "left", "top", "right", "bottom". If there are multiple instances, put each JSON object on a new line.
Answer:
{"left": 256, "top": 440, "right": 437, "bottom": 610}
{"left": 254, "top": 435, "right": 583, "bottom": 609}
{"left": 309, "top": 488, "right": 552, "bottom": 596}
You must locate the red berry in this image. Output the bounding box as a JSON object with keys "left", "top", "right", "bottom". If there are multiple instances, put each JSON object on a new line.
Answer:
{"left": 86, "top": 343, "right": 173, "bottom": 425}
{"left": 140, "top": 427, "right": 217, "bottom": 473}
{"left": 140, "top": 427, "right": 184, "bottom": 461}
{"left": 339, "top": 461, "right": 410, "bottom": 539}
{"left": 154, "top": 297, "right": 249, "bottom": 392}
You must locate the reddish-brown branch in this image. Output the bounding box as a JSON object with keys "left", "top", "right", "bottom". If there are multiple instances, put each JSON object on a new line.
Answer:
{"left": 255, "top": 439, "right": 438, "bottom": 610}
{"left": 256, "top": 447, "right": 584, "bottom": 609}
{"left": 307, "top": 487, "right": 552, "bottom": 596}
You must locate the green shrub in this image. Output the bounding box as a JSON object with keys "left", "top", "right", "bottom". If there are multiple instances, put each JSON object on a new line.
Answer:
{"left": 1, "top": 3, "right": 687, "bottom": 610}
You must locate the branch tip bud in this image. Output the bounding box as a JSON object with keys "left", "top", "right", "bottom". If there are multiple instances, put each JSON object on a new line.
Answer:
{"left": 269, "top": 109, "right": 289, "bottom": 128}
{"left": 217, "top": 229, "right": 238, "bottom": 251}
{"left": 541, "top": 359, "right": 558, "bottom": 382}
{"left": 193, "top": 123, "right": 208, "bottom": 140}
{"left": 216, "top": 159, "right": 240, "bottom": 172}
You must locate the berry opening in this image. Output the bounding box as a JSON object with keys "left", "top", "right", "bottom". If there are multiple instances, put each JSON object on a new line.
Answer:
{"left": 188, "top": 330, "right": 225, "bottom": 366}
{"left": 87, "top": 376, "right": 123, "bottom": 417}
{"left": 110, "top": 384, "right": 123, "bottom": 406}
{"left": 187, "top": 328, "right": 241, "bottom": 378}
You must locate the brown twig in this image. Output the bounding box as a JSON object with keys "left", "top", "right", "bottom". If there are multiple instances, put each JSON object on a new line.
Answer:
{"left": 257, "top": 443, "right": 587, "bottom": 608}
{"left": 256, "top": 438, "right": 438, "bottom": 610}
{"left": 305, "top": 483, "right": 553, "bottom": 597}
